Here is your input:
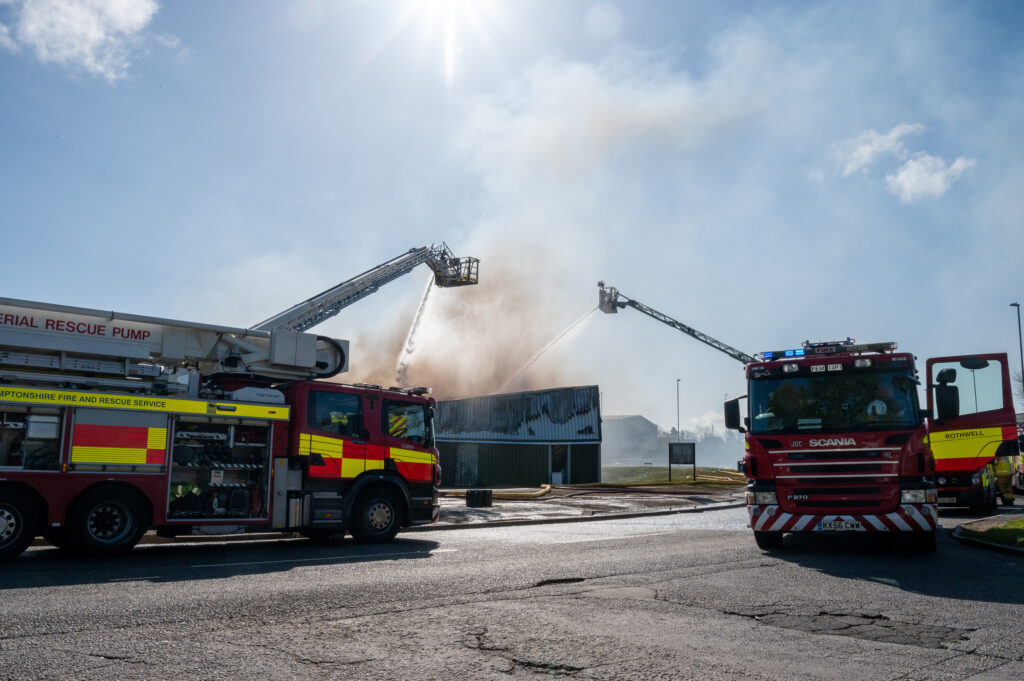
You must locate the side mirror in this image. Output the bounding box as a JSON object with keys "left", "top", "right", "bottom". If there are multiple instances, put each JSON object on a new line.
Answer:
{"left": 724, "top": 399, "right": 745, "bottom": 432}
{"left": 959, "top": 357, "right": 989, "bottom": 371}
{"left": 936, "top": 368, "right": 957, "bottom": 385}
{"left": 935, "top": 384, "right": 960, "bottom": 420}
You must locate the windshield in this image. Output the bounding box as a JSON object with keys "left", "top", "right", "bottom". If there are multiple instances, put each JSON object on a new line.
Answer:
{"left": 750, "top": 369, "right": 919, "bottom": 434}
{"left": 383, "top": 400, "right": 434, "bottom": 447}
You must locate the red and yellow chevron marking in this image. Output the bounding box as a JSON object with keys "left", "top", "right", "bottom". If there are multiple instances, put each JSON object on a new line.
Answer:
{"left": 300, "top": 433, "right": 436, "bottom": 483}
{"left": 71, "top": 424, "right": 167, "bottom": 465}
{"left": 299, "top": 433, "right": 364, "bottom": 478}
{"left": 388, "top": 415, "right": 408, "bottom": 437}
{"left": 748, "top": 504, "right": 937, "bottom": 533}
{"left": 930, "top": 425, "right": 1017, "bottom": 472}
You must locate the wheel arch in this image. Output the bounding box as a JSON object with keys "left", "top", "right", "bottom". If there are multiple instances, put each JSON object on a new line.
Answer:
{"left": 66, "top": 481, "right": 154, "bottom": 528}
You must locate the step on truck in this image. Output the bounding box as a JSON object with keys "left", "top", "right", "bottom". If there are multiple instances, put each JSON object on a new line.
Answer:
{"left": 726, "top": 340, "right": 1020, "bottom": 551}
{"left": 0, "top": 245, "right": 480, "bottom": 560}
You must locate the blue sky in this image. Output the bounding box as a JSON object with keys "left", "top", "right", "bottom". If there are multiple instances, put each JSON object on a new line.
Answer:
{"left": 2, "top": 0, "right": 1023, "bottom": 432}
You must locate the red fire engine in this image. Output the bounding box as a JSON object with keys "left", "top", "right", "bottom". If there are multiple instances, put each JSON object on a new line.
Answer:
{"left": 0, "top": 245, "right": 479, "bottom": 561}
{"left": 726, "top": 340, "right": 1019, "bottom": 551}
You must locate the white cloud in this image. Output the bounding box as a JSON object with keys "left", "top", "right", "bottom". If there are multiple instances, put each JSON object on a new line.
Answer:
{"left": 885, "top": 153, "right": 976, "bottom": 203}
{"left": 0, "top": 21, "right": 14, "bottom": 50}
{"left": 584, "top": 2, "right": 623, "bottom": 42}
{"left": 1, "top": 0, "right": 158, "bottom": 80}
{"left": 833, "top": 123, "right": 924, "bottom": 175}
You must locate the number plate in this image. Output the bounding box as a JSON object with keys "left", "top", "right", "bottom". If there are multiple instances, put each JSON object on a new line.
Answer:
{"left": 816, "top": 519, "right": 864, "bottom": 531}
{"left": 937, "top": 497, "right": 957, "bottom": 504}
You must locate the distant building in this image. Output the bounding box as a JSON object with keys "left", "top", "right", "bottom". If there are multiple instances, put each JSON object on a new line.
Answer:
{"left": 602, "top": 415, "right": 663, "bottom": 465}
{"left": 435, "top": 385, "right": 601, "bottom": 488}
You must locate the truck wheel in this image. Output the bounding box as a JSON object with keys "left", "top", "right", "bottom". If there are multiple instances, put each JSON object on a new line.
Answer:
{"left": 0, "top": 489, "right": 36, "bottom": 561}
{"left": 753, "top": 531, "right": 783, "bottom": 550}
{"left": 69, "top": 488, "right": 147, "bottom": 555}
{"left": 349, "top": 488, "right": 401, "bottom": 544}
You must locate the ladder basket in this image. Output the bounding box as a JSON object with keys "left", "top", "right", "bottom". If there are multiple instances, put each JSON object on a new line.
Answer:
{"left": 433, "top": 256, "right": 479, "bottom": 287}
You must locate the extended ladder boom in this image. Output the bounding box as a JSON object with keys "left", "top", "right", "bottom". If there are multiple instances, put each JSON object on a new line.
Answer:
{"left": 255, "top": 244, "right": 479, "bottom": 332}
{"left": 598, "top": 282, "right": 755, "bottom": 365}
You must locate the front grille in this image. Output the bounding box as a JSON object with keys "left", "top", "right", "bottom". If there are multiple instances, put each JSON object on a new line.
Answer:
{"left": 791, "top": 463, "right": 884, "bottom": 473}
{"left": 793, "top": 499, "right": 879, "bottom": 508}
{"left": 784, "top": 476, "right": 887, "bottom": 485}
{"left": 786, "top": 451, "right": 886, "bottom": 461}
{"left": 793, "top": 487, "right": 882, "bottom": 496}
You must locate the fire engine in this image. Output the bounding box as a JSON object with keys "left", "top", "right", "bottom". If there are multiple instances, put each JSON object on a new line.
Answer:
{"left": 597, "top": 284, "right": 1020, "bottom": 552}
{"left": 0, "top": 244, "right": 479, "bottom": 561}
{"left": 726, "top": 340, "right": 1019, "bottom": 551}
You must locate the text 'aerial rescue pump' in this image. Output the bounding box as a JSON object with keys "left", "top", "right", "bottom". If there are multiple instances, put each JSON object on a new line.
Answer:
{"left": 0, "top": 243, "right": 479, "bottom": 561}
{"left": 726, "top": 340, "right": 1022, "bottom": 551}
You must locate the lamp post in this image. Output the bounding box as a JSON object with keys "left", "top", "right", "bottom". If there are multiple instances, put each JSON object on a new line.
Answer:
{"left": 1012, "top": 303, "right": 1023, "bottom": 405}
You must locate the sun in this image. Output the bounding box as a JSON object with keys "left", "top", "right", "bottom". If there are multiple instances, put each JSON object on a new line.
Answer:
{"left": 366, "top": 0, "right": 504, "bottom": 89}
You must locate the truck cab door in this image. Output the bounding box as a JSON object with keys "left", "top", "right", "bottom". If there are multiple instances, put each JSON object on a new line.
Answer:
{"left": 302, "top": 389, "right": 366, "bottom": 479}
{"left": 925, "top": 353, "right": 1018, "bottom": 476}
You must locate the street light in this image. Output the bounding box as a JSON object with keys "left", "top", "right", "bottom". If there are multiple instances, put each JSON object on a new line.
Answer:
{"left": 1011, "top": 303, "right": 1023, "bottom": 404}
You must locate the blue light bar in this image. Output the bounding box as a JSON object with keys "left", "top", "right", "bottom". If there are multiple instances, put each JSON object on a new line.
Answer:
{"left": 762, "top": 351, "right": 774, "bottom": 359}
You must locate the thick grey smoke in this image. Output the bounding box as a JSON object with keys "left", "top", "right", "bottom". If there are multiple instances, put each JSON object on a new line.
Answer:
{"left": 346, "top": 48, "right": 771, "bottom": 401}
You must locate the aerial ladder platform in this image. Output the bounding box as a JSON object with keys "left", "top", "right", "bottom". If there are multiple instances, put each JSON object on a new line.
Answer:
{"left": 598, "top": 282, "right": 755, "bottom": 365}
{"left": 255, "top": 244, "right": 479, "bottom": 332}
{"left": 0, "top": 244, "right": 479, "bottom": 398}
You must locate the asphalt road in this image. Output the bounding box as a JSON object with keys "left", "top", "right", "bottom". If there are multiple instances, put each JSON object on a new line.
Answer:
{"left": 1, "top": 508, "right": 1022, "bottom": 680}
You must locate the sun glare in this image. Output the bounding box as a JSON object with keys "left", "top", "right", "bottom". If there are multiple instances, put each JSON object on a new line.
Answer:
{"left": 410, "top": 0, "right": 501, "bottom": 89}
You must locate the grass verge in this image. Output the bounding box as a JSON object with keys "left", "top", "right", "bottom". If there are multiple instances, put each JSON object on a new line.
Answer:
{"left": 959, "top": 516, "right": 1024, "bottom": 549}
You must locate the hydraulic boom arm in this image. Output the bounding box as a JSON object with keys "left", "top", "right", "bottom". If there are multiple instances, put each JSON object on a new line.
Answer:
{"left": 255, "top": 244, "right": 479, "bottom": 332}
{"left": 598, "top": 282, "right": 755, "bottom": 365}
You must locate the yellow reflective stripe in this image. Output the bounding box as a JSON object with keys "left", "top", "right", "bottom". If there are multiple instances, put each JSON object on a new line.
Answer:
{"left": 0, "top": 385, "right": 289, "bottom": 420}
{"left": 365, "top": 459, "right": 385, "bottom": 471}
{"left": 309, "top": 435, "right": 344, "bottom": 457}
{"left": 341, "top": 459, "right": 364, "bottom": 477}
{"left": 930, "top": 427, "right": 1004, "bottom": 460}
{"left": 147, "top": 428, "right": 167, "bottom": 449}
{"left": 389, "top": 448, "right": 435, "bottom": 465}
{"left": 71, "top": 446, "right": 148, "bottom": 464}
{"left": 299, "top": 433, "right": 311, "bottom": 455}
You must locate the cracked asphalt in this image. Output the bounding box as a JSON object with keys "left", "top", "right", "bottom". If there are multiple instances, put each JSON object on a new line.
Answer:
{"left": 1, "top": 506, "right": 1022, "bottom": 680}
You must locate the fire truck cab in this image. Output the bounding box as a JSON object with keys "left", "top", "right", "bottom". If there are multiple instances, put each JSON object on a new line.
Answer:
{"left": 726, "top": 340, "right": 1019, "bottom": 551}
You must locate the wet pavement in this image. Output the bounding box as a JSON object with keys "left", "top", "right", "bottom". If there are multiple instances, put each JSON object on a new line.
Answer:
{"left": 430, "top": 485, "right": 746, "bottom": 527}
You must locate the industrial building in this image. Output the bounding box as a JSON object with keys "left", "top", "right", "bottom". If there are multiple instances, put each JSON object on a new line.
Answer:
{"left": 434, "top": 385, "right": 602, "bottom": 488}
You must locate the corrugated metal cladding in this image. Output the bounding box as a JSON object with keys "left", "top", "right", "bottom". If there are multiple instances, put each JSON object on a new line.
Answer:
{"left": 435, "top": 386, "right": 601, "bottom": 487}
{"left": 435, "top": 385, "right": 601, "bottom": 443}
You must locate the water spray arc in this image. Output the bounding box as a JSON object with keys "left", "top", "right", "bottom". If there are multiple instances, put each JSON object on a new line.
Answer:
{"left": 394, "top": 275, "right": 435, "bottom": 387}
{"left": 500, "top": 306, "right": 598, "bottom": 392}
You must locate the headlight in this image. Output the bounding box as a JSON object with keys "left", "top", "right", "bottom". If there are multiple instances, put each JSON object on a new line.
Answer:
{"left": 749, "top": 489, "right": 778, "bottom": 503}
{"left": 900, "top": 490, "right": 934, "bottom": 504}
{"left": 937, "top": 477, "right": 947, "bottom": 486}
{"left": 970, "top": 473, "right": 982, "bottom": 486}
{"left": 782, "top": 364, "right": 799, "bottom": 373}
{"left": 854, "top": 358, "right": 873, "bottom": 368}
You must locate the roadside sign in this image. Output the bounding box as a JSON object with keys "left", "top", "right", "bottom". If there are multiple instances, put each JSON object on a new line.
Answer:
{"left": 668, "top": 442, "right": 696, "bottom": 482}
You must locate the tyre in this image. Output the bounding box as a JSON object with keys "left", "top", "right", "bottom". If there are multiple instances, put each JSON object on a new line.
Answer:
{"left": 0, "top": 488, "right": 37, "bottom": 562}
{"left": 68, "top": 487, "right": 147, "bottom": 555}
{"left": 1000, "top": 495, "right": 1014, "bottom": 507}
{"left": 349, "top": 488, "right": 401, "bottom": 544}
{"left": 753, "top": 531, "right": 783, "bottom": 550}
